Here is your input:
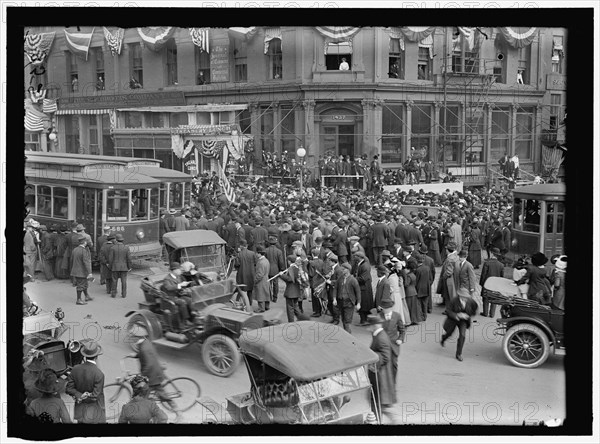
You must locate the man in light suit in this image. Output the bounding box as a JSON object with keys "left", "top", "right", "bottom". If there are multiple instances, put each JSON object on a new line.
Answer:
{"left": 66, "top": 340, "right": 106, "bottom": 423}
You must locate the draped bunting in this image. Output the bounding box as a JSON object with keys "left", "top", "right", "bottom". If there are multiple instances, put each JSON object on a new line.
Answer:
{"left": 64, "top": 28, "right": 94, "bottom": 61}
{"left": 314, "top": 26, "right": 361, "bottom": 42}
{"left": 400, "top": 26, "right": 436, "bottom": 42}
{"left": 498, "top": 27, "right": 537, "bottom": 48}
{"left": 458, "top": 27, "right": 476, "bottom": 52}
{"left": 418, "top": 34, "right": 434, "bottom": 59}
{"left": 137, "top": 27, "right": 175, "bottom": 52}
{"left": 264, "top": 27, "right": 282, "bottom": 54}
{"left": 25, "top": 108, "right": 46, "bottom": 132}
{"left": 388, "top": 27, "right": 405, "bottom": 51}
{"left": 24, "top": 32, "right": 55, "bottom": 66}
{"left": 103, "top": 27, "right": 124, "bottom": 56}
{"left": 42, "top": 98, "right": 58, "bottom": 114}
{"left": 190, "top": 28, "right": 210, "bottom": 53}
{"left": 199, "top": 140, "right": 224, "bottom": 158}
{"left": 228, "top": 27, "right": 258, "bottom": 40}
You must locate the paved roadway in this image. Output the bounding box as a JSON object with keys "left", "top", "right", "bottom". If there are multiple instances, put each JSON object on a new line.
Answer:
{"left": 23, "top": 263, "right": 565, "bottom": 426}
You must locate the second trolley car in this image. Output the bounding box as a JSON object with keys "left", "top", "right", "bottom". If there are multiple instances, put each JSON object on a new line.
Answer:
{"left": 25, "top": 152, "right": 193, "bottom": 261}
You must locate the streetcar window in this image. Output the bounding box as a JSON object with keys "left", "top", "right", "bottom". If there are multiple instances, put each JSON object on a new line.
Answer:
{"left": 183, "top": 183, "right": 191, "bottom": 208}
{"left": 131, "top": 189, "right": 149, "bottom": 221}
{"left": 107, "top": 190, "right": 129, "bottom": 221}
{"left": 53, "top": 187, "right": 68, "bottom": 219}
{"left": 169, "top": 182, "right": 183, "bottom": 209}
{"left": 523, "top": 199, "right": 540, "bottom": 233}
{"left": 36, "top": 186, "right": 52, "bottom": 216}
{"left": 25, "top": 185, "right": 36, "bottom": 216}
{"left": 513, "top": 198, "right": 523, "bottom": 230}
{"left": 159, "top": 184, "right": 167, "bottom": 210}
{"left": 149, "top": 188, "right": 159, "bottom": 220}
{"left": 556, "top": 213, "right": 564, "bottom": 233}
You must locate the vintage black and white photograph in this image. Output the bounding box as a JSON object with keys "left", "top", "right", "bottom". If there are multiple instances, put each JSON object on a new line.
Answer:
{"left": 3, "top": 2, "right": 597, "bottom": 441}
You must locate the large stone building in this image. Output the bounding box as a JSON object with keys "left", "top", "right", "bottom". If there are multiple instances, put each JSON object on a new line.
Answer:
{"left": 24, "top": 26, "right": 567, "bottom": 182}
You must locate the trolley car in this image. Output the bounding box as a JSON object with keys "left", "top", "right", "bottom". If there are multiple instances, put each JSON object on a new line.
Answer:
{"left": 25, "top": 152, "right": 192, "bottom": 261}
{"left": 511, "top": 183, "right": 566, "bottom": 259}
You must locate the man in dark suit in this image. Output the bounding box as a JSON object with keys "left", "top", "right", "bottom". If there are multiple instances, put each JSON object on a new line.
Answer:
{"left": 333, "top": 263, "right": 360, "bottom": 333}
{"left": 250, "top": 218, "right": 269, "bottom": 252}
{"left": 66, "top": 340, "right": 106, "bottom": 423}
{"left": 265, "top": 238, "right": 285, "bottom": 303}
{"left": 98, "top": 235, "right": 115, "bottom": 295}
{"left": 324, "top": 253, "right": 343, "bottom": 325}
{"left": 405, "top": 221, "right": 424, "bottom": 250}
{"left": 380, "top": 305, "right": 405, "bottom": 384}
{"left": 236, "top": 239, "right": 257, "bottom": 305}
{"left": 441, "top": 292, "right": 478, "bottom": 362}
{"left": 366, "top": 315, "right": 396, "bottom": 412}
{"left": 415, "top": 257, "right": 432, "bottom": 322}
{"left": 370, "top": 215, "right": 389, "bottom": 266}
{"left": 374, "top": 265, "right": 393, "bottom": 313}
{"left": 308, "top": 247, "right": 326, "bottom": 317}
{"left": 394, "top": 217, "right": 410, "bottom": 247}
{"left": 71, "top": 235, "right": 93, "bottom": 305}
{"left": 96, "top": 225, "right": 112, "bottom": 281}
{"left": 331, "top": 220, "right": 349, "bottom": 264}
{"left": 436, "top": 242, "right": 460, "bottom": 309}
{"left": 353, "top": 251, "right": 374, "bottom": 325}
{"left": 160, "top": 262, "right": 194, "bottom": 327}
{"left": 479, "top": 247, "right": 504, "bottom": 317}
{"left": 418, "top": 245, "right": 436, "bottom": 314}
{"left": 108, "top": 233, "right": 132, "bottom": 298}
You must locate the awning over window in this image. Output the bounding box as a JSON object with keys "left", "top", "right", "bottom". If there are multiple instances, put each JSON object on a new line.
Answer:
{"left": 264, "top": 27, "right": 282, "bottom": 54}
{"left": 418, "top": 34, "right": 434, "bottom": 59}
{"left": 498, "top": 27, "right": 537, "bottom": 48}
{"left": 55, "top": 109, "right": 112, "bottom": 115}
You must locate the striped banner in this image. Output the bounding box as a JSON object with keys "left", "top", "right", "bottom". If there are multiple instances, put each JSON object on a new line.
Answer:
{"left": 314, "top": 26, "right": 361, "bottom": 42}
{"left": 24, "top": 32, "right": 56, "bottom": 66}
{"left": 400, "top": 26, "right": 436, "bottom": 42}
{"left": 64, "top": 28, "right": 94, "bottom": 61}
{"left": 217, "top": 161, "right": 236, "bottom": 203}
{"left": 498, "top": 27, "right": 537, "bottom": 48}
{"left": 25, "top": 108, "right": 46, "bottom": 132}
{"left": 55, "top": 109, "right": 111, "bottom": 115}
{"left": 42, "top": 98, "right": 57, "bottom": 114}
{"left": 189, "top": 28, "right": 209, "bottom": 53}
{"left": 137, "top": 27, "right": 175, "bottom": 52}
{"left": 103, "top": 27, "right": 124, "bottom": 56}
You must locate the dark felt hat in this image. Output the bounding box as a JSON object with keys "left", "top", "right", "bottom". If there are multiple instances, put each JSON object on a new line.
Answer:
{"left": 531, "top": 252, "right": 548, "bottom": 266}
{"left": 170, "top": 261, "right": 181, "bottom": 270}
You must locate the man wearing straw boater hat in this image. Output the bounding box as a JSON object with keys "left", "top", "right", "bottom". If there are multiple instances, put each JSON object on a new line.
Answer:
{"left": 66, "top": 340, "right": 106, "bottom": 423}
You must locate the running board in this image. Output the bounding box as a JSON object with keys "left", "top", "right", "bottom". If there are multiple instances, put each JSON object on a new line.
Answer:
{"left": 152, "top": 337, "right": 190, "bottom": 350}
{"left": 554, "top": 348, "right": 566, "bottom": 356}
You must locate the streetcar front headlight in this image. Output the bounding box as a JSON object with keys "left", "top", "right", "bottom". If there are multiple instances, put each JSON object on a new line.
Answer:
{"left": 136, "top": 230, "right": 145, "bottom": 240}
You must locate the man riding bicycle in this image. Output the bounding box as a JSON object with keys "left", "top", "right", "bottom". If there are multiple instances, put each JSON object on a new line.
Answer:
{"left": 127, "top": 326, "right": 183, "bottom": 422}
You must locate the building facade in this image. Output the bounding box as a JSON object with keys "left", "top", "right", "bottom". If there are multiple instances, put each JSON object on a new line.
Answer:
{"left": 24, "top": 26, "right": 567, "bottom": 182}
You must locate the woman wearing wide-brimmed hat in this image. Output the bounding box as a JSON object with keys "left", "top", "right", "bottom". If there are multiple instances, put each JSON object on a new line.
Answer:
{"left": 516, "top": 252, "right": 553, "bottom": 305}
{"left": 26, "top": 368, "right": 72, "bottom": 423}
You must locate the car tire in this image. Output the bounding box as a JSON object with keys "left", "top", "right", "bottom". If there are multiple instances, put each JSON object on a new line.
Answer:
{"left": 233, "top": 288, "right": 253, "bottom": 313}
{"left": 202, "top": 334, "right": 240, "bottom": 378}
{"left": 125, "top": 312, "right": 161, "bottom": 351}
{"left": 503, "top": 323, "right": 551, "bottom": 369}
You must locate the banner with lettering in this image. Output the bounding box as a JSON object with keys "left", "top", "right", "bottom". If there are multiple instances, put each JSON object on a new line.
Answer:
{"left": 498, "top": 27, "right": 537, "bottom": 48}
{"left": 137, "top": 27, "right": 175, "bottom": 52}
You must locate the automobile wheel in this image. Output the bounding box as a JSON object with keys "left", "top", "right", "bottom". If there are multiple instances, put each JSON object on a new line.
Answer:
{"left": 202, "top": 334, "right": 240, "bottom": 378}
{"left": 503, "top": 323, "right": 551, "bottom": 369}
{"left": 232, "top": 288, "right": 253, "bottom": 313}
{"left": 103, "top": 382, "right": 132, "bottom": 423}
{"left": 125, "top": 312, "right": 161, "bottom": 351}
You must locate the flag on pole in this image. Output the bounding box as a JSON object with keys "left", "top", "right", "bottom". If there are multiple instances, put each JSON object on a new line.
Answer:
{"left": 137, "top": 27, "right": 175, "bottom": 52}
{"left": 64, "top": 28, "right": 95, "bottom": 61}
{"left": 103, "top": 27, "right": 124, "bottom": 56}
{"left": 189, "top": 28, "right": 209, "bottom": 53}
{"left": 217, "top": 161, "right": 236, "bottom": 203}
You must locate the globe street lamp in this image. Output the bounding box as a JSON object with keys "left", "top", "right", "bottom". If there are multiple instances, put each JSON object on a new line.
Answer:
{"left": 297, "top": 146, "right": 306, "bottom": 195}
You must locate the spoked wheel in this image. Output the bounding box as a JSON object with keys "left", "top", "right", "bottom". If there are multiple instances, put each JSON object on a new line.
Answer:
{"left": 202, "top": 334, "right": 240, "bottom": 378}
{"left": 503, "top": 324, "right": 551, "bottom": 369}
{"left": 125, "top": 312, "right": 161, "bottom": 351}
{"left": 159, "top": 377, "right": 202, "bottom": 412}
{"left": 103, "top": 383, "right": 132, "bottom": 423}
{"left": 232, "top": 288, "right": 253, "bottom": 313}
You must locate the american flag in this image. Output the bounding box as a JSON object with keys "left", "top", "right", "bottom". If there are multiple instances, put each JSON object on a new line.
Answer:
{"left": 64, "top": 28, "right": 95, "bottom": 61}
{"left": 42, "top": 98, "right": 57, "bottom": 114}
{"left": 103, "top": 27, "right": 124, "bottom": 56}
{"left": 25, "top": 108, "right": 45, "bottom": 132}
{"left": 216, "top": 161, "right": 236, "bottom": 203}
{"left": 189, "top": 28, "right": 209, "bottom": 53}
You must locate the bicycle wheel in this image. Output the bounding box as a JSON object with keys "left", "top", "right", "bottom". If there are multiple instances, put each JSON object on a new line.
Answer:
{"left": 104, "top": 382, "right": 132, "bottom": 423}
{"left": 160, "top": 377, "right": 201, "bottom": 413}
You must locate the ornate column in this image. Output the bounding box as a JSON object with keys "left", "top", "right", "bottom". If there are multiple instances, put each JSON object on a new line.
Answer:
{"left": 361, "top": 99, "right": 374, "bottom": 159}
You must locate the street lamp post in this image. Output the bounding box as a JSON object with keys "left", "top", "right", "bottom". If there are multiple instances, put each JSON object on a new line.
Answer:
{"left": 297, "top": 146, "right": 306, "bottom": 196}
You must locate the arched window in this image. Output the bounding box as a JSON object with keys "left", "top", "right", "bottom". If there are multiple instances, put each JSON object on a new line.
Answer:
{"left": 267, "top": 38, "right": 282, "bottom": 80}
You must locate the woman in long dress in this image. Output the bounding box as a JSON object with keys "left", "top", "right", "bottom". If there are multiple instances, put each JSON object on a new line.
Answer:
{"left": 390, "top": 260, "right": 411, "bottom": 326}
{"left": 403, "top": 261, "right": 422, "bottom": 325}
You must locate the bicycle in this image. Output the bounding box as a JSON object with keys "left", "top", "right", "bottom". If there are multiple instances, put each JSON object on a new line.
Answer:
{"left": 103, "top": 357, "right": 201, "bottom": 422}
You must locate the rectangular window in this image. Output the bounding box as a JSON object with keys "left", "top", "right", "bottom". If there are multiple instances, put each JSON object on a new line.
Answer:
{"left": 65, "top": 115, "right": 80, "bottom": 153}
{"left": 239, "top": 109, "right": 251, "bottom": 134}
{"left": 523, "top": 199, "right": 541, "bottom": 233}
{"left": 417, "top": 47, "right": 432, "bottom": 80}
{"left": 464, "top": 106, "right": 485, "bottom": 163}
{"left": 388, "top": 38, "right": 404, "bottom": 79}
{"left": 102, "top": 114, "right": 114, "bottom": 157}
{"left": 493, "top": 65, "right": 504, "bottom": 84}
{"left": 549, "top": 94, "right": 562, "bottom": 131}
{"left": 280, "top": 105, "right": 295, "bottom": 153}
{"left": 66, "top": 52, "right": 78, "bottom": 92}
{"left": 513, "top": 197, "right": 523, "bottom": 230}
{"left": 169, "top": 183, "right": 184, "bottom": 209}
{"left": 53, "top": 187, "right": 68, "bottom": 219}
{"left": 452, "top": 28, "right": 479, "bottom": 74}
{"left": 149, "top": 188, "right": 159, "bottom": 220}
{"left": 195, "top": 46, "right": 211, "bottom": 85}
{"left": 491, "top": 108, "right": 510, "bottom": 162}
{"left": 268, "top": 38, "right": 282, "bottom": 80}
{"left": 411, "top": 104, "right": 433, "bottom": 160}
{"left": 107, "top": 189, "right": 129, "bottom": 221}
{"left": 439, "top": 105, "right": 461, "bottom": 163}
{"left": 36, "top": 185, "right": 52, "bottom": 216}
{"left": 260, "top": 107, "right": 274, "bottom": 153}
{"left": 170, "top": 112, "right": 189, "bottom": 128}
{"left": 132, "top": 188, "right": 149, "bottom": 221}
{"left": 129, "top": 43, "right": 143, "bottom": 88}
{"left": 156, "top": 150, "right": 173, "bottom": 171}
{"left": 233, "top": 39, "right": 248, "bottom": 82}
{"left": 95, "top": 48, "right": 105, "bottom": 90}
{"left": 166, "top": 39, "right": 178, "bottom": 86}
{"left": 517, "top": 46, "right": 530, "bottom": 84}
{"left": 124, "top": 112, "right": 143, "bottom": 128}
{"left": 552, "top": 36, "right": 564, "bottom": 74}
{"left": 25, "top": 132, "right": 40, "bottom": 151}
{"left": 381, "top": 104, "right": 404, "bottom": 164}
{"left": 515, "top": 107, "right": 534, "bottom": 160}
{"left": 89, "top": 115, "right": 99, "bottom": 155}
{"left": 145, "top": 112, "right": 165, "bottom": 128}
{"left": 325, "top": 42, "right": 351, "bottom": 71}
{"left": 25, "top": 185, "right": 36, "bottom": 216}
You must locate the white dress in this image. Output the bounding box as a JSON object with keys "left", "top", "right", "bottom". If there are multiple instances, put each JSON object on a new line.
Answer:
{"left": 389, "top": 272, "right": 411, "bottom": 326}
